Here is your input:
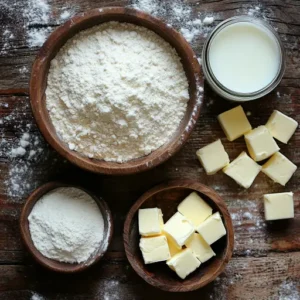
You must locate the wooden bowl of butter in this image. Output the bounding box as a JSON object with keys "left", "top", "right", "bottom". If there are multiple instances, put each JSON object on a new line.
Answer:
{"left": 123, "top": 180, "right": 234, "bottom": 292}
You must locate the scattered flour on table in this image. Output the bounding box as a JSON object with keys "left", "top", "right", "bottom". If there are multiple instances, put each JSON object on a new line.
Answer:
{"left": 0, "top": 97, "right": 64, "bottom": 202}
{"left": 0, "top": 27, "right": 15, "bottom": 55}
{"left": 46, "top": 22, "right": 189, "bottom": 162}
{"left": 27, "top": 27, "right": 53, "bottom": 47}
{"left": 131, "top": 0, "right": 217, "bottom": 44}
{"left": 209, "top": 271, "right": 244, "bottom": 300}
{"left": 28, "top": 187, "right": 105, "bottom": 263}
{"left": 278, "top": 280, "right": 300, "bottom": 300}
{"left": 19, "top": 65, "right": 29, "bottom": 76}
{"left": 203, "top": 16, "right": 215, "bottom": 25}
{"left": 23, "top": 0, "right": 78, "bottom": 47}
{"left": 229, "top": 200, "right": 265, "bottom": 231}
{"left": 0, "top": 0, "right": 78, "bottom": 50}
{"left": 98, "top": 280, "right": 121, "bottom": 300}
{"left": 31, "top": 293, "right": 45, "bottom": 300}
{"left": 22, "top": 0, "right": 52, "bottom": 47}
{"left": 60, "top": 10, "right": 72, "bottom": 21}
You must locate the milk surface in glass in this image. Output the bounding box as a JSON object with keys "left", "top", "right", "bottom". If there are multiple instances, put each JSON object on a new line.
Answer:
{"left": 208, "top": 22, "right": 281, "bottom": 94}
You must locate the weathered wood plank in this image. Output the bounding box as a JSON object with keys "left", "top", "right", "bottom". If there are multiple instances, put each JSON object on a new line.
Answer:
{"left": 0, "top": 252, "right": 299, "bottom": 299}
{"left": 0, "top": 0, "right": 300, "bottom": 298}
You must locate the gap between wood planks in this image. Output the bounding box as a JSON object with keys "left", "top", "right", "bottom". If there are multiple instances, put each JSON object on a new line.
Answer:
{"left": 0, "top": 89, "right": 29, "bottom": 96}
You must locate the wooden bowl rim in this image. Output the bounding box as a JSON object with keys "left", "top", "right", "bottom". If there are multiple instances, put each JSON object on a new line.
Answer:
{"left": 123, "top": 179, "right": 234, "bottom": 292}
{"left": 29, "top": 7, "right": 203, "bottom": 175}
{"left": 20, "top": 182, "right": 113, "bottom": 273}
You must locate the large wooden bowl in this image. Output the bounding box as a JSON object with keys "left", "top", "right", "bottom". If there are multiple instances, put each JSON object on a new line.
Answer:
{"left": 20, "top": 182, "right": 113, "bottom": 273}
{"left": 30, "top": 7, "right": 203, "bottom": 175}
{"left": 123, "top": 180, "right": 234, "bottom": 292}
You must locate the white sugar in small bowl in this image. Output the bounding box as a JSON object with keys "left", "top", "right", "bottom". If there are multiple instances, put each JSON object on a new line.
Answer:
{"left": 20, "top": 182, "right": 113, "bottom": 273}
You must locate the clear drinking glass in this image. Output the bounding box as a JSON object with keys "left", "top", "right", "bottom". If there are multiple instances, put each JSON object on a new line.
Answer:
{"left": 202, "top": 16, "right": 286, "bottom": 102}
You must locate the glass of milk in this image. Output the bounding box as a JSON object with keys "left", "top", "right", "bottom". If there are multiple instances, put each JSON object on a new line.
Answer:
{"left": 202, "top": 16, "right": 285, "bottom": 101}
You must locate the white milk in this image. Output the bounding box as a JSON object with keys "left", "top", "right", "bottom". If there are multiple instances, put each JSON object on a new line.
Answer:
{"left": 208, "top": 22, "right": 281, "bottom": 94}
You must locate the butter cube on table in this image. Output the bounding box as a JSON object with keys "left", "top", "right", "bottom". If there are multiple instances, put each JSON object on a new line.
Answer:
{"left": 138, "top": 208, "right": 163, "bottom": 236}
{"left": 163, "top": 212, "right": 194, "bottom": 248}
{"left": 139, "top": 236, "right": 170, "bottom": 264}
{"left": 196, "top": 139, "right": 229, "bottom": 175}
{"left": 218, "top": 105, "right": 252, "bottom": 141}
{"left": 223, "top": 152, "right": 262, "bottom": 189}
{"left": 178, "top": 192, "right": 212, "bottom": 227}
{"left": 197, "top": 212, "right": 226, "bottom": 245}
{"left": 262, "top": 152, "right": 297, "bottom": 186}
{"left": 166, "top": 248, "right": 200, "bottom": 279}
{"left": 264, "top": 192, "right": 294, "bottom": 221}
{"left": 245, "top": 125, "right": 280, "bottom": 161}
{"left": 266, "top": 110, "right": 298, "bottom": 144}
{"left": 185, "top": 233, "right": 216, "bottom": 263}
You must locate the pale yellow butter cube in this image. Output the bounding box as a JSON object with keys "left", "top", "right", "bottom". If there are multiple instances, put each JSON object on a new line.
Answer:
{"left": 185, "top": 233, "right": 216, "bottom": 263}
{"left": 223, "top": 152, "right": 262, "bottom": 188}
{"left": 266, "top": 110, "right": 298, "bottom": 144}
{"left": 196, "top": 139, "right": 229, "bottom": 175}
{"left": 264, "top": 192, "right": 294, "bottom": 221}
{"left": 163, "top": 212, "right": 194, "bottom": 248}
{"left": 218, "top": 106, "right": 252, "bottom": 141}
{"left": 139, "top": 236, "right": 170, "bottom": 264}
{"left": 166, "top": 248, "right": 200, "bottom": 279}
{"left": 245, "top": 126, "right": 280, "bottom": 161}
{"left": 166, "top": 235, "right": 181, "bottom": 257}
{"left": 178, "top": 192, "right": 212, "bottom": 227}
{"left": 262, "top": 152, "right": 297, "bottom": 186}
{"left": 138, "top": 208, "right": 163, "bottom": 236}
{"left": 196, "top": 212, "right": 226, "bottom": 245}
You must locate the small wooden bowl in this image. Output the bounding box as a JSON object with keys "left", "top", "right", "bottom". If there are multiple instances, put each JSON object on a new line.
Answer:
{"left": 123, "top": 180, "right": 234, "bottom": 292}
{"left": 30, "top": 7, "right": 203, "bottom": 175}
{"left": 20, "top": 182, "right": 113, "bottom": 273}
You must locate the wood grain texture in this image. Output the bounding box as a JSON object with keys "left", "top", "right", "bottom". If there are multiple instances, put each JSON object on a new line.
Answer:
{"left": 0, "top": 0, "right": 300, "bottom": 299}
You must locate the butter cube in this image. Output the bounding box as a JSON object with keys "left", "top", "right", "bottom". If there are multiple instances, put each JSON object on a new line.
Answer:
{"left": 185, "top": 233, "right": 216, "bottom": 263}
{"left": 266, "top": 110, "right": 298, "bottom": 144}
{"left": 166, "top": 235, "right": 181, "bottom": 257}
{"left": 196, "top": 212, "right": 226, "bottom": 245}
{"left": 196, "top": 139, "right": 229, "bottom": 175}
{"left": 139, "top": 236, "right": 170, "bottom": 264}
{"left": 264, "top": 192, "right": 294, "bottom": 221}
{"left": 166, "top": 248, "right": 200, "bottom": 279}
{"left": 138, "top": 208, "right": 163, "bottom": 236}
{"left": 163, "top": 212, "right": 194, "bottom": 248}
{"left": 223, "top": 152, "right": 262, "bottom": 188}
{"left": 262, "top": 152, "right": 297, "bottom": 186}
{"left": 178, "top": 192, "right": 212, "bottom": 227}
{"left": 218, "top": 106, "right": 252, "bottom": 141}
{"left": 245, "top": 126, "right": 280, "bottom": 161}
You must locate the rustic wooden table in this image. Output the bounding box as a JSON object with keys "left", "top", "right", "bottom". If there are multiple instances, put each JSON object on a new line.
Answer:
{"left": 0, "top": 0, "right": 299, "bottom": 299}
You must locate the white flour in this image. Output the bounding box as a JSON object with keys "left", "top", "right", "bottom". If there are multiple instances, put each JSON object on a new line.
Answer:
{"left": 31, "top": 293, "right": 44, "bottom": 300}
{"left": 28, "top": 187, "right": 104, "bottom": 263}
{"left": 278, "top": 280, "right": 300, "bottom": 300}
{"left": 132, "top": 0, "right": 217, "bottom": 45}
{"left": 46, "top": 22, "right": 189, "bottom": 162}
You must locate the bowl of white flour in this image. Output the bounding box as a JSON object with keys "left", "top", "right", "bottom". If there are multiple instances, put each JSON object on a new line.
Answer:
{"left": 30, "top": 7, "right": 204, "bottom": 174}
{"left": 20, "top": 182, "right": 113, "bottom": 273}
